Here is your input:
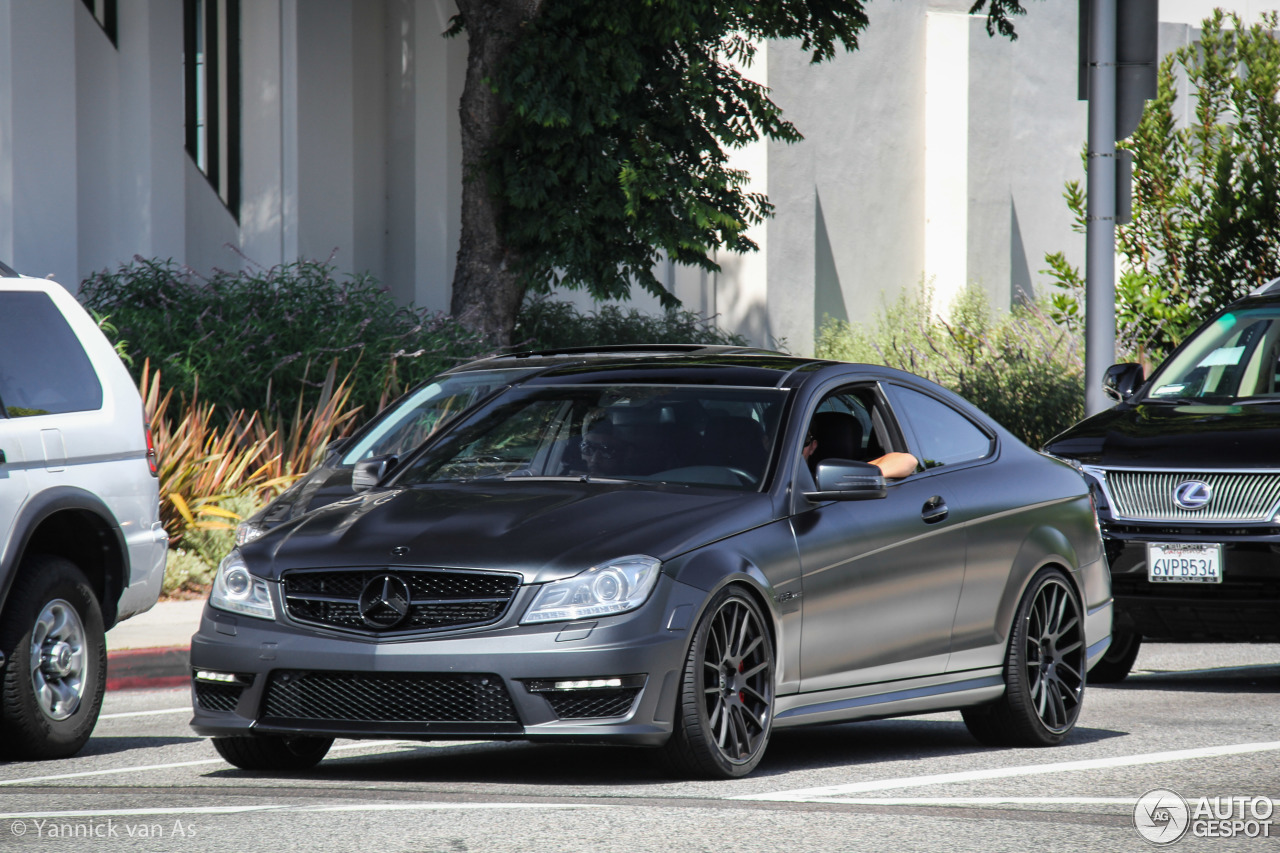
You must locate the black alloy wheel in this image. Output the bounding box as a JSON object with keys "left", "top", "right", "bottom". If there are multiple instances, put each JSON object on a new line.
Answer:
{"left": 661, "top": 586, "right": 775, "bottom": 779}
{"left": 212, "top": 734, "right": 334, "bottom": 771}
{"left": 963, "top": 568, "right": 1086, "bottom": 747}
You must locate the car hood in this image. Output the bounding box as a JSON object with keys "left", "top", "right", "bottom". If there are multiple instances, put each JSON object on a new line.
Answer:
{"left": 257, "top": 463, "right": 354, "bottom": 526}
{"left": 1044, "top": 400, "right": 1280, "bottom": 468}
{"left": 247, "top": 482, "right": 775, "bottom": 583}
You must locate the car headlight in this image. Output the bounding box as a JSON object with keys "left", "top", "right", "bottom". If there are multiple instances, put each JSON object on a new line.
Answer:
{"left": 521, "top": 555, "right": 662, "bottom": 625}
{"left": 209, "top": 550, "right": 275, "bottom": 620}
{"left": 234, "top": 520, "right": 267, "bottom": 546}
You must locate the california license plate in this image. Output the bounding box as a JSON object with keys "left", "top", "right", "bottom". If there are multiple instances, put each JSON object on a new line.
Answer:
{"left": 1147, "top": 543, "right": 1223, "bottom": 583}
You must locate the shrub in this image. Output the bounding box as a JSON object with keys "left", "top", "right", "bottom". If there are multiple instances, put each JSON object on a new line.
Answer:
{"left": 1043, "top": 10, "right": 1280, "bottom": 366}
{"left": 81, "top": 257, "right": 496, "bottom": 423}
{"left": 142, "top": 359, "right": 359, "bottom": 546}
{"left": 816, "top": 286, "right": 1084, "bottom": 449}
{"left": 161, "top": 493, "right": 263, "bottom": 596}
{"left": 514, "top": 295, "right": 749, "bottom": 350}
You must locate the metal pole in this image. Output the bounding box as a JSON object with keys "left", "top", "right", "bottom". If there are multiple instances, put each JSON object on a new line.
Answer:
{"left": 1085, "top": 0, "right": 1117, "bottom": 416}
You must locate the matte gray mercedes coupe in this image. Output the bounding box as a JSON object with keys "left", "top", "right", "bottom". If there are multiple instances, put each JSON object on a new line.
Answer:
{"left": 190, "top": 353, "right": 1112, "bottom": 778}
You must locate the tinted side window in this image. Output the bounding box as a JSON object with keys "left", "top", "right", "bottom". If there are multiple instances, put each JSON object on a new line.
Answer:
{"left": 0, "top": 292, "right": 104, "bottom": 417}
{"left": 888, "top": 385, "right": 991, "bottom": 468}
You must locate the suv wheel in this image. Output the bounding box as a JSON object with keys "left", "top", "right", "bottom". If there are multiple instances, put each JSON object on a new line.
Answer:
{"left": 0, "top": 555, "right": 107, "bottom": 760}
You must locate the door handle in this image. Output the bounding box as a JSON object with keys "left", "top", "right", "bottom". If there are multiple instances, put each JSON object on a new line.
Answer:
{"left": 922, "top": 495, "right": 948, "bottom": 524}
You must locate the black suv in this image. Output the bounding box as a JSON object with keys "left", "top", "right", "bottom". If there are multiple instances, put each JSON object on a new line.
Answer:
{"left": 1045, "top": 277, "right": 1280, "bottom": 681}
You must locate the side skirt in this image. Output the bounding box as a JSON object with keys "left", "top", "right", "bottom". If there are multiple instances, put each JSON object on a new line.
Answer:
{"left": 773, "top": 668, "right": 1005, "bottom": 728}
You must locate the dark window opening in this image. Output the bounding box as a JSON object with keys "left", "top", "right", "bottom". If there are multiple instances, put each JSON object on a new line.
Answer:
{"left": 184, "top": 0, "right": 241, "bottom": 219}
{"left": 0, "top": 293, "right": 104, "bottom": 417}
{"left": 80, "top": 0, "right": 118, "bottom": 47}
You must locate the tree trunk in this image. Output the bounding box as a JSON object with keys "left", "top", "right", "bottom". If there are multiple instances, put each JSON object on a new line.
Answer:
{"left": 450, "top": 0, "right": 541, "bottom": 349}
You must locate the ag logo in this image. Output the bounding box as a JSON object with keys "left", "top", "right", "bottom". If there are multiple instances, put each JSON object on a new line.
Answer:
{"left": 1134, "top": 788, "right": 1190, "bottom": 845}
{"left": 1172, "top": 480, "right": 1212, "bottom": 511}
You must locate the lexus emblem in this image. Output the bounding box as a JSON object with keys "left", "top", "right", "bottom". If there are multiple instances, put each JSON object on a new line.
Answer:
{"left": 1173, "top": 480, "right": 1212, "bottom": 511}
{"left": 358, "top": 575, "right": 412, "bottom": 629}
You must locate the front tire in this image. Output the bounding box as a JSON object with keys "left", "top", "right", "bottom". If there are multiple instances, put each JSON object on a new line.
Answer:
{"left": 963, "top": 568, "right": 1086, "bottom": 747}
{"left": 0, "top": 555, "right": 107, "bottom": 760}
{"left": 1087, "top": 629, "right": 1141, "bottom": 683}
{"left": 212, "top": 734, "right": 333, "bottom": 771}
{"left": 660, "top": 586, "right": 774, "bottom": 779}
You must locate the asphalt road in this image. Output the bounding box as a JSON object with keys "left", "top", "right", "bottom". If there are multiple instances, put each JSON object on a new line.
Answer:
{"left": 1, "top": 643, "right": 1277, "bottom": 853}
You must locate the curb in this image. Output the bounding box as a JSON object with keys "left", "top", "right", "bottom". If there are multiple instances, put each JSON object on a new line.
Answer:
{"left": 106, "top": 646, "right": 191, "bottom": 691}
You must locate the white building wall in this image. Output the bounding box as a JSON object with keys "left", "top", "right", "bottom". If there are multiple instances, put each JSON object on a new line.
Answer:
{"left": 762, "top": 0, "right": 930, "bottom": 354}
{"left": 0, "top": 0, "right": 1263, "bottom": 350}
{"left": 240, "top": 0, "right": 287, "bottom": 269}
{"left": 5, "top": 0, "right": 79, "bottom": 286}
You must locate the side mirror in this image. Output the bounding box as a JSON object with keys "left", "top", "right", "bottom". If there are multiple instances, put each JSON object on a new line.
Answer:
{"left": 805, "top": 459, "right": 887, "bottom": 502}
{"left": 352, "top": 455, "right": 397, "bottom": 492}
{"left": 1103, "top": 363, "right": 1145, "bottom": 403}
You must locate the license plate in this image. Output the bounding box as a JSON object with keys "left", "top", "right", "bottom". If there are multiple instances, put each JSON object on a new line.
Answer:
{"left": 1146, "top": 543, "right": 1223, "bottom": 584}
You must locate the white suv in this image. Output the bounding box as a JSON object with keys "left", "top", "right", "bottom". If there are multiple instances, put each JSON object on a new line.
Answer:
{"left": 0, "top": 264, "right": 168, "bottom": 759}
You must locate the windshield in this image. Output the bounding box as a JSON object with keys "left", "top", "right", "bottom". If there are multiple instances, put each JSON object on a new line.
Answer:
{"left": 1146, "top": 306, "right": 1280, "bottom": 403}
{"left": 397, "top": 384, "right": 788, "bottom": 491}
{"left": 340, "top": 368, "right": 532, "bottom": 465}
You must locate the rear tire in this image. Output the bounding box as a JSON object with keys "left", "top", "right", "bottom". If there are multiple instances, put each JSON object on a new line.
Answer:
{"left": 963, "top": 568, "right": 1085, "bottom": 747}
{"left": 659, "top": 586, "right": 774, "bottom": 779}
{"left": 0, "top": 555, "right": 106, "bottom": 760}
{"left": 1087, "top": 629, "right": 1141, "bottom": 683}
{"left": 212, "top": 734, "right": 333, "bottom": 771}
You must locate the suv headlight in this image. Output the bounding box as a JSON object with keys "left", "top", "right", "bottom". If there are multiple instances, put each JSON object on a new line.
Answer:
{"left": 521, "top": 555, "right": 662, "bottom": 625}
{"left": 209, "top": 550, "right": 275, "bottom": 620}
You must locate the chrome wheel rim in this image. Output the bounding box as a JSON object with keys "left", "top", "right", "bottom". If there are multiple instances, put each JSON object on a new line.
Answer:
{"left": 699, "top": 598, "right": 773, "bottom": 764}
{"left": 1024, "top": 578, "right": 1084, "bottom": 734}
{"left": 28, "top": 599, "right": 88, "bottom": 721}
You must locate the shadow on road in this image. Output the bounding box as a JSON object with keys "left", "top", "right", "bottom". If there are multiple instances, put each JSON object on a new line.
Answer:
{"left": 1093, "top": 661, "right": 1280, "bottom": 694}
{"left": 77, "top": 735, "right": 206, "bottom": 759}
{"left": 201, "top": 716, "right": 1127, "bottom": 786}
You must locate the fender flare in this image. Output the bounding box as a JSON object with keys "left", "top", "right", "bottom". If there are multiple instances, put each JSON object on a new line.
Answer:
{"left": 0, "top": 486, "right": 128, "bottom": 622}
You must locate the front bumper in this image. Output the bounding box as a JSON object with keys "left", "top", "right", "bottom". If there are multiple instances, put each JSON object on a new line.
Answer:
{"left": 1101, "top": 522, "right": 1280, "bottom": 641}
{"left": 189, "top": 576, "right": 704, "bottom": 747}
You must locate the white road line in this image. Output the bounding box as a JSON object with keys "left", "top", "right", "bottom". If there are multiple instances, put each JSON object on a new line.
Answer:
{"left": 0, "top": 806, "right": 285, "bottom": 820}
{"left": 734, "top": 741, "right": 1280, "bottom": 801}
{"left": 0, "top": 803, "right": 601, "bottom": 821}
{"left": 0, "top": 740, "right": 420, "bottom": 786}
{"left": 98, "top": 707, "right": 192, "bottom": 720}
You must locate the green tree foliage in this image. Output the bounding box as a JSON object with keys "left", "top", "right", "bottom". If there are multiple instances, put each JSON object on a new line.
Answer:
{"left": 1045, "top": 10, "right": 1280, "bottom": 365}
{"left": 79, "top": 258, "right": 492, "bottom": 422}
{"left": 449, "top": 0, "right": 1034, "bottom": 344}
{"left": 816, "top": 285, "right": 1083, "bottom": 449}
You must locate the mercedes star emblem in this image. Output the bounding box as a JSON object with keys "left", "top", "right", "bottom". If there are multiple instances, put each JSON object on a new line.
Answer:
{"left": 358, "top": 574, "right": 413, "bottom": 629}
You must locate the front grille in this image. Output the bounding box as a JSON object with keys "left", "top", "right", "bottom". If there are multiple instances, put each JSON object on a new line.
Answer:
{"left": 195, "top": 681, "right": 246, "bottom": 713}
{"left": 262, "top": 670, "right": 519, "bottom": 724}
{"left": 1108, "top": 523, "right": 1280, "bottom": 538}
{"left": 543, "top": 688, "right": 640, "bottom": 720}
{"left": 1102, "top": 470, "right": 1280, "bottom": 523}
{"left": 283, "top": 568, "right": 521, "bottom": 634}
{"left": 1111, "top": 576, "right": 1280, "bottom": 601}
